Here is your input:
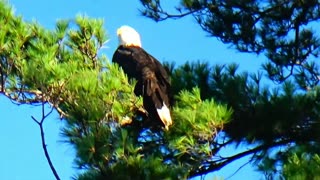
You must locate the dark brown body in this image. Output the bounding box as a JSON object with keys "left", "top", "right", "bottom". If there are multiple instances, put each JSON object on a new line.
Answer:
{"left": 112, "top": 45, "right": 171, "bottom": 128}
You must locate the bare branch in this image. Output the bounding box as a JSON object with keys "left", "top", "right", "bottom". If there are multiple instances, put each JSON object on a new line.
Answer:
{"left": 140, "top": 1, "right": 203, "bottom": 22}
{"left": 151, "top": 9, "right": 200, "bottom": 21}
{"left": 31, "top": 116, "right": 40, "bottom": 125}
{"left": 225, "top": 159, "right": 252, "bottom": 180}
{"left": 189, "top": 139, "right": 293, "bottom": 178}
{"left": 32, "top": 100, "right": 61, "bottom": 180}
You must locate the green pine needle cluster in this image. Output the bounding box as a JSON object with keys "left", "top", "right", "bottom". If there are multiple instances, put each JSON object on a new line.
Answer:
{"left": 169, "top": 87, "right": 231, "bottom": 154}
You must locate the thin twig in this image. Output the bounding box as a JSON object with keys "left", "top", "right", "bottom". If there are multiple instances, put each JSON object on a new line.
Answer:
{"left": 32, "top": 100, "right": 60, "bottom": 180}
{"left": 225, "top": 159, "right": 252, "bottom": 180}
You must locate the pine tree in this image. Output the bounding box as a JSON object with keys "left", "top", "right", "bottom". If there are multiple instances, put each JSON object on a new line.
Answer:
{"left": 140, "top": 0, "right": 320, "bottom": 179}
{"left": 3, "top": 0, "right": 320, "bottom": 179}
{"left": 0, "top": 1, "right": 232, "bottom": 179}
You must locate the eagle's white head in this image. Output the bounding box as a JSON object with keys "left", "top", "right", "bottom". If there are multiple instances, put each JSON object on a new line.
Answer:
{"left": 117, "top": 25, "right": 142, "bottom": 47}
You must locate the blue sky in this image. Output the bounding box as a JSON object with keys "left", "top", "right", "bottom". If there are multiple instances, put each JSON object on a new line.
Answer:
{"left": 1, "top": 0, "right": 265, "bottom": 179}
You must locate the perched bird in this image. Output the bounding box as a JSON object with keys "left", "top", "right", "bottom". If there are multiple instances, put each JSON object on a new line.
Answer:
{"left": 112, "top": 25, "right": 172, "bottom": 130}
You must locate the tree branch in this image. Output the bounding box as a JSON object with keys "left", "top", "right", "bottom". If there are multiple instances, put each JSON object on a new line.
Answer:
{"left": 189, "top": 139, "right": 293, "bottom": 178}
{"left": 225, "top": 158, "right": 252, "bottom": 180}
{"left": 32, "top": 100, "right": 60, "bottom": 180}
{"left": 140, "top": 1, "right": 202, "bottom": 22}
{"left": 0, "top": 89, "right": 43, "bottom": 105}
{"left": 151, "top": 9, "right": 200, "bottom": 21}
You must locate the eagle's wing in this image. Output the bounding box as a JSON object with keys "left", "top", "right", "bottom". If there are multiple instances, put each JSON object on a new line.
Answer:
{"left": 112, "top": 46, "right": 139, "bottom": 79}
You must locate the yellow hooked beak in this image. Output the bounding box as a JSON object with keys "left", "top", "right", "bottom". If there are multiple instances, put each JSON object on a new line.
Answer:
{"left": 116, "top": 28, "right": 122, "bottom": 36}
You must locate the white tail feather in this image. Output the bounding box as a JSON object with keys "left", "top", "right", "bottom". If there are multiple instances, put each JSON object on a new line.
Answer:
{"left": 156, "top": 103, "right": 172, "bottom": 130}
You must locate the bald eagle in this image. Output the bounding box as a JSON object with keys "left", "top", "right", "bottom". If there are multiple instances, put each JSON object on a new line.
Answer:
{"left": 112, "top": 25, "right": 172, "bottom": 130}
